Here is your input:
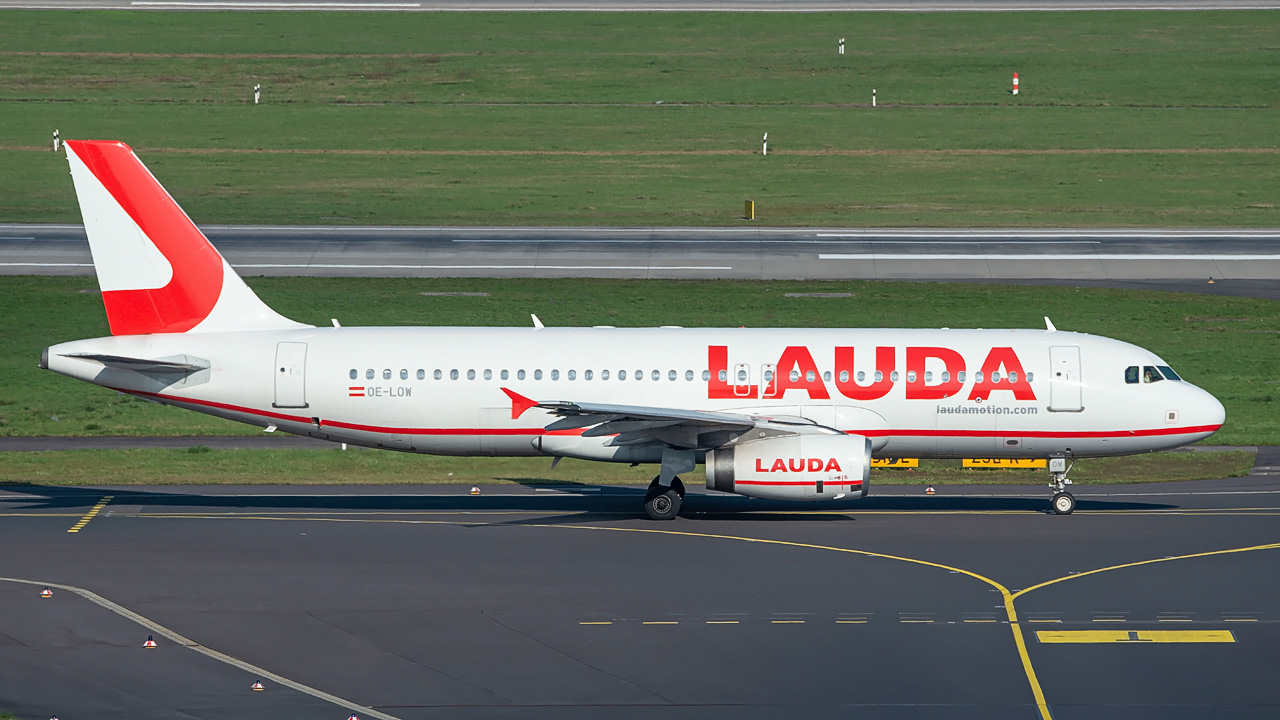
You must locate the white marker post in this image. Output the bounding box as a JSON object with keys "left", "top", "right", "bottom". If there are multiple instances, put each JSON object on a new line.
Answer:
{"left": 872, "top": 89, "right": 876, "bottom": 107}
{"left": 839, "top": 38, "right": 845, "bottom": 55}
{"left": 52, "top": 129, "right": 60, "bottom": 152}
{"left": 254, "top": 84, "right": 261, "bottom": 104}
{"left": 762, "top": 132, "right": 768, "bottom": 156}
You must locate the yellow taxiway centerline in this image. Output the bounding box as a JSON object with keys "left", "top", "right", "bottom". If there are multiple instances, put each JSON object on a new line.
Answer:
{"left": 1036, "top": 630, "right": 1235, "bottom": 644}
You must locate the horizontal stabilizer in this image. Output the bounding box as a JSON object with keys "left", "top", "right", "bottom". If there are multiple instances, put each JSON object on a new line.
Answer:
{"left": 63, "top": 352, "right": 209, "bottom": 375}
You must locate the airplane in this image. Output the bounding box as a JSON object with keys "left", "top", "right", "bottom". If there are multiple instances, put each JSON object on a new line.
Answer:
{"left": 42, "top": 140, "right": 1227, "bottom": 519}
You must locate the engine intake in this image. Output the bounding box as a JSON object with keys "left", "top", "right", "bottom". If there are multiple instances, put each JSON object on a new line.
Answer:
{"left": 706, "top": 434, "right": 871, "bottom": 501}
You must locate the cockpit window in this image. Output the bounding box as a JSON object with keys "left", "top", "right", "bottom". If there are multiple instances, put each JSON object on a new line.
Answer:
{"left": 1125, "top": 366, "right": 1139, "bottom": 384}
{"left": 1157, "top": 365, "right": 1182, "bottom": 381}
{"left": 1142, "top": 366, "right": 1164, "bottom": 383}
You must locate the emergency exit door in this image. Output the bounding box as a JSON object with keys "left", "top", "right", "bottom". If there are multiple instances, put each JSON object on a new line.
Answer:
{"left": 273, "top": 342, "right": 308, "bottom": 408}
{"left": 1048, "top": 346, "right": 1082, "bottom": 412}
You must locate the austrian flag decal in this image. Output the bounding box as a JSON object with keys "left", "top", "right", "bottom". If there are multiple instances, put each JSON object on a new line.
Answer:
{"left": 349, "top": 386, "right": 365, "bottom": 397}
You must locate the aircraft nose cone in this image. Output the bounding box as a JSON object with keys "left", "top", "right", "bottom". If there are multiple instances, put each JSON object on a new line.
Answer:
{"left": 1192, "top": 386, "right": 1226, "bottom": 437}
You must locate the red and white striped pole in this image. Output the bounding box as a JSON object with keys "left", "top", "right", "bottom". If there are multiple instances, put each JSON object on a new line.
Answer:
{"left": 1012, "top": 72, "right": 1019, "bottom": 95}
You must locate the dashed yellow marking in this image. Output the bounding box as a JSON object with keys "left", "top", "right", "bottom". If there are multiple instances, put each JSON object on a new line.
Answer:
{"left": 642, "top": 621, "right": 677, "bottom": 625}
{"left": 1223, "top": 618, "right": 1258, "bottom": 623}
{"left": 836, "top": 620, "right": 867, "bottom": 624}
{"left": 1028, "top": 619, "right": 1062, "bottom": 623}
{"left": 578, "top": 621, "right": 611, "bottom": 625}
{"left": 1037, "top": 630, "right": 1235, "bottom": 644}
{"left": 706, "top": 620, "right": 739, "bottom": 624}
{"left": 771, "top": 620, "right": 805, "bottom": 624}
{"left": 965, "top": 619, "right": 999, "bottom": 623}
{"left": 67, "top": 496, "right": 112, "bottom": 533}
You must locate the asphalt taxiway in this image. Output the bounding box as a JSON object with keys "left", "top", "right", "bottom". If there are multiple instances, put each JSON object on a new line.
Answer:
{"left": 2, "top": 461, "right": 1279, "bottom": 719}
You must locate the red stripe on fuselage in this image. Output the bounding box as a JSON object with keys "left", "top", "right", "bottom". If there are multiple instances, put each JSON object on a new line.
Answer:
{"left": 112, "top": 388, "right": 1221, "bottom": 441}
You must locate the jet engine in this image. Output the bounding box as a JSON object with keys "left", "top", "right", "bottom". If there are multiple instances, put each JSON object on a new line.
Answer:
{"left": 705, "top": 434, "right": 871, "bottom": 501}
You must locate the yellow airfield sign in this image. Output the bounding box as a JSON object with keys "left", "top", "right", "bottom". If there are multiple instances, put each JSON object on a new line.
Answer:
{"left": 871, "top": 458, "right": 919, "bottom": 468}
{"left": 963, "top": 458, "right": 1047, "bottom": 469}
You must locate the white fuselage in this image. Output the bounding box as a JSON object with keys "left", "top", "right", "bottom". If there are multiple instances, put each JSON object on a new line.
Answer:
{"left": 46, "top": 326, "right": 1225, "bottom": 463}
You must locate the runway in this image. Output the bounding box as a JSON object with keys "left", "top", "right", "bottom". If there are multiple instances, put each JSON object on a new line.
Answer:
{"left": 2, "top": 459, "right": 1279, "bottom": 719}
{"left": 6, "top": 225, "right": 1280, "bottom": 296}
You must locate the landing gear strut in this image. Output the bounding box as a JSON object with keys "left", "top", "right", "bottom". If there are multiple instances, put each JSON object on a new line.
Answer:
{"left": 644, "top": 476, "right": 685, "bottom": 520}
{"left": 1048, "top": 456, "right": 1075, "bottom": 515}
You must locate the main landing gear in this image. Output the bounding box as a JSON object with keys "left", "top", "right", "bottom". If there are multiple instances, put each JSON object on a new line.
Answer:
{"left": 644, "top": 476, "right": 686, "bottom": 520}
{"left": 1048, "top": 456, "right": 1076, "bottom": 515}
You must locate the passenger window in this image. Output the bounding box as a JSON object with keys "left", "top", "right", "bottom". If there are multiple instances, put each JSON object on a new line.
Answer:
{"left": 484, "top": 369, "right": 492, "bottom": 380}
{"left": 737, "top": 369, "right": 747, "bottom": 382}
{"left": 1125, "top": 366, "right": 1139, "bottom": 384}
{"left": 652, "top": 370, "right": 661, "bottom": 381}
{"left": 585, "top": 370, "right": 593, "bottom": 381}
{"left": 619, "top": 370, "right": 627, "bottom": 380}
{"left": 941, "top": 371, "right": 949, "bottom": 383}
{"left": 383, "top": 369, "right": 392, "bottom": 380}
{"left": 873, "top": 371, "right": 882, "bottom": 382}
{"left": 668, "top": 370, "right": 676, "bottom": 381}
{"left": 840, "top": 371, "right": 849, "bottom": 383}
{"left": 400, "top": 369, "right": 408, "bottom": 380}
{"left": 701, "top": 370, "right": 709, "bottom": 381}
{"left": 534, "top": 369, "right": 543, "bottom": 380}
{"left": 434, "top": 369, "right": 442, "bottom": 380}
{"left": 992, "top": 372, "right": 1001, "bottom": 383}
{"left": 764, "top": 370, "right": 774, "bottom": 382}
{"left": 924, "top": 371, "right": 932, "bottom": 383}
{"left": 551, "top": 370, "right": 559, "bottom": 380}
{"left": 805, "top": 371, "right": 815, "bottom": 382}
{"left": 567, "top": 370, "right": 576, "bottom": 381}
{"left": 718, "top": 370, "right": 726, "bottom": 382}
{"left": 637, "top": 369, "right": 644, "bottom": 380}
{"left": 1027, "top": 372, "right": 1034, "bottom": 382}
{"left": 823, "top": 371, "right": 831, "bottom": 382}
{"left": 1008, "top": 371, "right": 1018, "bottom": 383}
{"left": 1143, "top": 366, "right": 1163, "bottom": 383}
{"left": 857, "top": 371, "right": 866, "bottom": 383}
{"left": 958, "top": 371, "right": 966, "bottom": 383}
{"left": 416, "top": 369, "right": 425, "bottom": 380}
{"left": 467, "top": 369, "right": 476, "bottom": 380}
{"left": 790, "top": 370, "right": 800, "bottom": 382}
{"left": 518, "top": 370, "right": 526, "bottom": 380}
{"left": 366, "top": 369, "right": 374, "bottom": 380}
{"left": 450, "top": 369, "right": 459, "bottom": 380}
{"left": 685, "top": 370, "right": 694, "bottom": 381}
{"left": 907, "top": 371, "right": 917, "bottom": 383}
{"left": 603, "top": 370, "right": 611, "bottom": 380}
{"left": 974, "top": 371, "right": 983, "bottom": 383}
{"left": 349, "top": 369, "right": 357, "bottom": 380}
{"left": 890, "top": 371, "right": 900, "bottom": 382}
{"left": 501, "top": 370, "right": 509, "bottom": 380}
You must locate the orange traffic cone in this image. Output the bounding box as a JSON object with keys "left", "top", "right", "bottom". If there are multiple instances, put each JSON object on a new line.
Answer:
{"left": 252, "top": 680, "right": 265, "bottom": 691}
{"left": 925, "top": 486, "right": 936, "bottom": 495}
{"left": 348, "top": 715, "right": 360, "bottom": 720}
{"left": 41, "top": 587, "right": 53, "bottom": 598}
{"left": 470, "top": 486, "right": 480, "bottom": 495}
{"left": 144, "top": 634, "right": 157, "bottom": 649}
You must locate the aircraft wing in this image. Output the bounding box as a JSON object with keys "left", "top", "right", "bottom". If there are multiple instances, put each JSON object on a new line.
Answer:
{"left": 502, "top": 387, "right": 835, "bottom": 450}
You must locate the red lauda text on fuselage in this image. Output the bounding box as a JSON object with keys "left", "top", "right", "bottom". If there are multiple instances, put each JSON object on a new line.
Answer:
{"left": 707, "top": 346, "right": 1037, "bottom": 402}
{"left": 755, "top": 457, "right": 845, "bottom": 473}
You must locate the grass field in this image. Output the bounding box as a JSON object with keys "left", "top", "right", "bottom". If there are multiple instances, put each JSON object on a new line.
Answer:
{"left": 0, "top": 447, "right": 1255, "bottom": 487}
{"left": 3, "top": 276, "right": 1277, "bottom": 445}
{"left": 0, "top": 10, "right": 1277, "bottom": 226}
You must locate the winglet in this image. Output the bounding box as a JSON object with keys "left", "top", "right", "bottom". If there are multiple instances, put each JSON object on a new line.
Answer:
{"left": 1044, "top": 316, "right": 1057, "bottom": 332}
{"left": 531, "top": 314, "right": 544, "bottom": 329}
{"left": 501, "top": 387, "right": 539, "bottom": 420}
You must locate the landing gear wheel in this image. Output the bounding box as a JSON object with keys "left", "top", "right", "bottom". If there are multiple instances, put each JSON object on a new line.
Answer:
{"left": 1051, "top": 491, "right": 1076, "bottom": 515}
{"left": 645, "top": 476, "right": 683, "bottom": 520}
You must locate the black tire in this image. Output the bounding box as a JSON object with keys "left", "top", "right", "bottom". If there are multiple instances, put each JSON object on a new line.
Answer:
{"left": 644, "top": 486, "right": 682, "bottom": 520}
{"left": 1051, "top": 492, "right": 1076, "bottom": 515}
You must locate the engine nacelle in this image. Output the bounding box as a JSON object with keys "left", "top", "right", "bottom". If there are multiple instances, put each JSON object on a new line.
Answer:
{"left": 706, "top": 434, "right": 871, "bottom": 501}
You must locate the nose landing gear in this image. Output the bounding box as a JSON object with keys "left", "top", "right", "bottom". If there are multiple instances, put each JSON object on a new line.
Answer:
{"left": 1048, "top": 456, "right": 1076, "bottom": 515}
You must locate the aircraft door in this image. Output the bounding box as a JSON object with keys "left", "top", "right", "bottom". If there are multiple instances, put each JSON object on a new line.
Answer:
{"left": 273, "top": 342, "right": 308, "bottom": 408}
{"left": 1048, "top": 346, "right": 1083, "bottom": 412}
{"left": 760, "top": 363, "right": 778, "bottom": 398}
{"left": 733, "top": 363, "right": 753, "bottom": 397}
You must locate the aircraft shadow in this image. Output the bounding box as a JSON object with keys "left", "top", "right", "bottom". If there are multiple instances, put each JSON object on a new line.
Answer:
{"left": 0, "top": 483, "right": 1179, "bottom": 523}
